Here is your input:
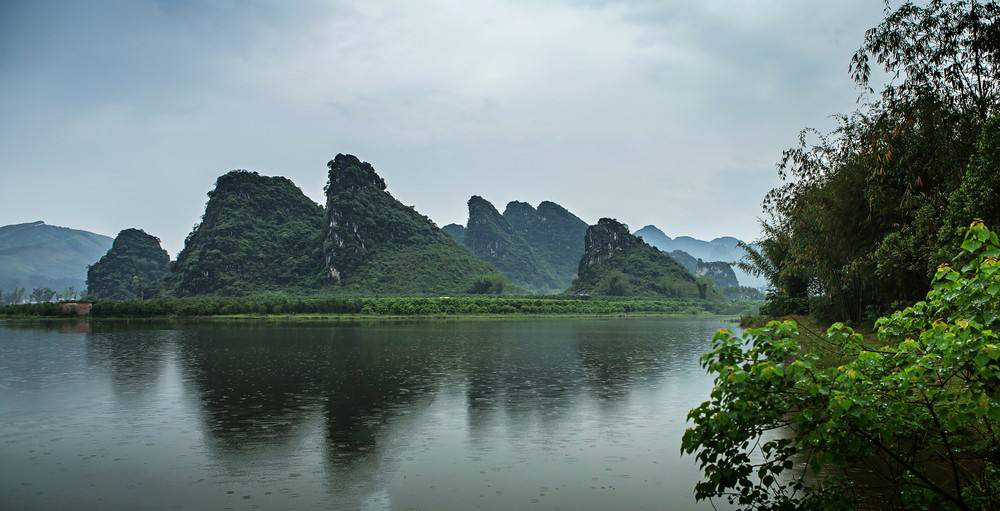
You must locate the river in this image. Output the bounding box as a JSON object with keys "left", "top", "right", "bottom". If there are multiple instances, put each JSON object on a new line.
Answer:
{"left": 0, "top": 317, "right": 734, "bottom": 510}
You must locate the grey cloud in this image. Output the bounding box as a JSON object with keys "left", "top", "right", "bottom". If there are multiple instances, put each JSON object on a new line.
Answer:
{"left": 0, "top": 0, "right": 887, "bottom": 255}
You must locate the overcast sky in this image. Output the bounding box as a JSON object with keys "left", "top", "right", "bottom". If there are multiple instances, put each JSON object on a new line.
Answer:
{"left": 0, "top": 0, "right": 888, "bottom": 256}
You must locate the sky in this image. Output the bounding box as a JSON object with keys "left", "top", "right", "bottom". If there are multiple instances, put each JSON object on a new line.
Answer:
{"left": 0, "top": 0, "right": 889, "bottom": 256}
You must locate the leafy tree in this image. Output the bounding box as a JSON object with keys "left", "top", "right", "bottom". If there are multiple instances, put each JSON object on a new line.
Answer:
{"left": 8, "top": 287, "right": 25, "bottom": 305}
{"left": 758, "top": 0, "right": 1000, "bottom": 321}
{"left": 851, "top": 0, "right": 1000, "bottom": 122}
{"left": 683, "top": 222, "right": 1000, "bottom": 510}
{"left": 467, "top": 275, "right": 505, "bottom": 295}
{"left": 600, "top": 271, "right": 631, "bottom": 296}
{"left": 60, "top": 287, "right": 77, "bottom": 301}
{"left": 30, "top": 287, "right": 55, "bottom": 303}
{"left": 938, "top": 116, "right": 1000, "bottom": 263}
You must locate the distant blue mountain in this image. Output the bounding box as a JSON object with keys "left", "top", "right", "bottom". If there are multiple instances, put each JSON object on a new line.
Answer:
{"left": 0, "top": 221, "right": 113, "bottom": 294}
{"left": 633, "top": 225, "right": 766, "bottom": 288}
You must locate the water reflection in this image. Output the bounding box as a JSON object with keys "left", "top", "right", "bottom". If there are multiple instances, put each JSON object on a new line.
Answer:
{"left": 0, "top": 318, "right": 735, "bottom": 510}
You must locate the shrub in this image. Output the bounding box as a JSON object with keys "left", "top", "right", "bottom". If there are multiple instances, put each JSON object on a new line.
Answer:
{"left": 683, "top": 222, "right": 1000, "bottom": 510}
{"left": 467, "top": 276, "right": 505, "bottom": 295}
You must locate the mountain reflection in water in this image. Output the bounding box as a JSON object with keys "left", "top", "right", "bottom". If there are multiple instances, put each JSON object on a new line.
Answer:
{"left": 0, "top": 318, "right": 733, "bottom": 510}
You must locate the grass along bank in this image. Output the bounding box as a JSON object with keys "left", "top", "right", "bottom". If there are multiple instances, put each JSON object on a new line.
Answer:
{"left": 0, "top": 294, "right": 756, "bottom": 319}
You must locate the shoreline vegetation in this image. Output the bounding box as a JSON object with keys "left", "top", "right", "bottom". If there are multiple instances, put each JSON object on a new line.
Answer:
{"left": 0, "top": 295, "right": 756, "bottom": 320}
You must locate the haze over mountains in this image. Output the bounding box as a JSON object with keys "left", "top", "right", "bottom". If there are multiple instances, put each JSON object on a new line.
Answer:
{"left": 457, "top": 196, "right": 589, "bottom": 293}
{"left": 0, "top": 221, "right": 112, "bottom": 293}
{"left": 568, "top": 218, "right": 715, "bottom": 299}
{"left": 634, "top": 225, "right": 766, "bottom": 288}
{"left": 1, "top": 154, "right": 763, "bottom": 299}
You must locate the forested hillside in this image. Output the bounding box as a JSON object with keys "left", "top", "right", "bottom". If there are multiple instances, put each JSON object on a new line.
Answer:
{"left": 87, "top": 229, "right": 170, "bottom": 300}
{"left": 463, "top": 196, "right": 560, "bottom": 292}
{"left": 569, "top": 218, "right": 713, "bottom": 299}
{"left": 166, "top": 170, "right": 326, "bottom": 296}
{"left": 667, "top": 249, "right": 739, "bottom": 289}
{"left": 503, "top": 200, "right": 588, "bottom": 289}
{"left": 323, "top": 155, "right": 506, "bottom": 294}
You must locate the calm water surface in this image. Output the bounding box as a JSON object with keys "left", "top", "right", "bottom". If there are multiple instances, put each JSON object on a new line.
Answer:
{"left": 0, "top": 318, "right": 735, "bottom": 510}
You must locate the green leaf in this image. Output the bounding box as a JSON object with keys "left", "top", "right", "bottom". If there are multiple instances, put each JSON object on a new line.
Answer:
{"left": 962, "top": 239, "right": 984, "bottom": 253}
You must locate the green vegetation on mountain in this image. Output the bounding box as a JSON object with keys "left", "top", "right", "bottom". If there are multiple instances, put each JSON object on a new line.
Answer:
{"left": 569, "top": 218, "right": 713, "bottom": 299}
{"left": 167, "top": 170, "right": 325, "bottom": 296}
{"left": 442, "top": 223, "right": 465, "bottom": 245}
{"left": 503, "top": 200, "right": 589, "bottom": 289}
{"left": 0, "top": 221, "right": 112, "bottom": 292}
{"left": 747, "top": 0, "right": 1000, "bottom": 323}
{"left": 463, "top": 196, "right": 559, "bottom": 292}
{"left": 667, "top": 250, "right": 739, "bottom": 289}
{"left": 86, "top": 229, "right": 170, "bottom": 300}
{"left": 323, "top": 154, "right": 505, "bottom": 294}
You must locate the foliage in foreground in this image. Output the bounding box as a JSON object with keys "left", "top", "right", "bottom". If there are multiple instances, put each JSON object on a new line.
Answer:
{"left": 683, "top": 222, "right": 1000, "bottom": 510}
{"left": 747, "top": 0, "right": 1000, "bottom": 322}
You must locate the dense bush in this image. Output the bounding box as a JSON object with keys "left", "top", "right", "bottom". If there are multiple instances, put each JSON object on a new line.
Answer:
{"left": 683, "top": 222, "right": 1000, "bottom": 510}
{"left": 748, "top": 0, "right": 1000, "bottom": 321}
{"left": 599, "top": 271, "right": 632, "bottom": 296}
{"left": 0, "top": 302, "right": 75, "bottom": 317}
{"left": 467, "top": 275, "right": 505, "bottom": 295}
{"left": 757, "top": 289, "right": 809, "bottom": 317}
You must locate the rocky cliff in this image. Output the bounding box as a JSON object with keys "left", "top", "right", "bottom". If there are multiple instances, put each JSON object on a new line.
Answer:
{"left": 323, "top": 155, "right": 504, "bottom": 294}
{"left": 167, "top": 170, "right": 326, "bottom": 296}
{"left": 503, "top": 200, "right": 588, "bottom": 289}
{"left": 463, "top": 196, "right": 559, "bottom": 292}
{"left": 576, "top": 218, "right": 643, "bottom": 272}
{"left": 570, "top": 218, "right": 711, "bottom": 298}
{"left": 667, "top": 250, "right": 740, "bottom": 289}
{"left": 87, "top": 229, "right": 170, "bottom": 300}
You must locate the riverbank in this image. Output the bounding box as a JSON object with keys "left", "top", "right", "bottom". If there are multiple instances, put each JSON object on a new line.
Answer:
{"left": 0, "top": 295, "right": 756, "bottom": 320}
{"left": 0, "top": 312, "right": 743, "bottom": 328}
